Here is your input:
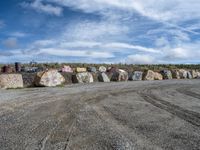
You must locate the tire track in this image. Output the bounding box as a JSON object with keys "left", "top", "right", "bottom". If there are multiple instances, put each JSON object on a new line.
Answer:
{"left": 138, "top": 89, "right": 200, "bottom": 127}
{"left": 177, "top": 88, "right": 200, "bottom": 100}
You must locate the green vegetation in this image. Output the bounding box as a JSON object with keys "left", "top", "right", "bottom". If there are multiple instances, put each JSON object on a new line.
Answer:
{"left": 1, "top": 63, "right": 200, "bottom": 72}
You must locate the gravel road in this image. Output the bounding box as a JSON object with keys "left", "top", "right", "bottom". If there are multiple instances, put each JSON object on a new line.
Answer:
{"left": 0, "top": 80, "right": 200, "bottom": 150}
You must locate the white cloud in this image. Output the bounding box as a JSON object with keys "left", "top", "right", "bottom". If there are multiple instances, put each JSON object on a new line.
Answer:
{"left": 33, "top": 39, "right": 56, "bottom": 47}
{"left": 103, "top": 42, "right": 160, "bottom": 53}
{"left": 46, "top": 0, "right": 200, "bottom": 23}
{"left": 22, "top": 0, "right": 63, "bottom": 16}
{"left": 9, "top": 32, "right": 28, "bottom": 38}
{"left": 63, "top": 20, "right": 129, "bottom": 41}
{"left": 2, "top": 38, "right": 18, "bottom": 48}
{"left": 126, "top": 54, "right": 156, "bottom": 64}
{"left": 59, "top": 41, "right": 101, "bottom": 48}
{"left": 165, "top": 48, "right": 190, "bottom": 59}
{"left": 39, "top": 48, "right": 114, "bottom": 58}
{"left": 31, "top": 39, "right": 160, "bottom": 54}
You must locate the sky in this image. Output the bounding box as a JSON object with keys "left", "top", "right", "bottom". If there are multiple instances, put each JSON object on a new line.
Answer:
{"left": 0, "top": 0, "right": 200, "bottom": 64}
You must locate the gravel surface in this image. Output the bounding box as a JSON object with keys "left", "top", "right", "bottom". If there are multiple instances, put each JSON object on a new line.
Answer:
{"left": 0, "top": 80, "right": 200, "bottom": 150}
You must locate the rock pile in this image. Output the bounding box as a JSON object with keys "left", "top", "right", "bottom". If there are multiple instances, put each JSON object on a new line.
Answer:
{"left": 0, "top": 74, "right": 23, "bottom": 89}
{"left": 1, "top": 65, "right": 199, "bottom": 89}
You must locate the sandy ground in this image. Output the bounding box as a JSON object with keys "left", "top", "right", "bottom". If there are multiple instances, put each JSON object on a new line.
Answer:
{"left": 0, "top": 80, "right": 200, "bottom": 150}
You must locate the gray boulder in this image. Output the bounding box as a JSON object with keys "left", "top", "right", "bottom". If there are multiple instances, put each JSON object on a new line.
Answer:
{"left": 190, "top": 70, "right": 198, "bottom": 78}
{"left": 160, "top": 70, "right": 172, "bottom": 79}
{"left": 197, "top": 71, "right": 200, "bottom": 79}
{"left": 72, "top": 72, "right": 94, "bottom": 83}
{"left": 187, "top": 71, "right": 193, "bottom": 79}
{"left": 129, "top": 71, "right": 143, "bottom": 81}
{"left": 87, "top": 67, "right": 97, "bottom": 73}
{"left": 98, "top": 73, "right": 110, "bottom": 82}
{"left": 110, "top": 69, "right": 128, "bottom": 82}
{"left": 178, "top": 69, "right": 188, "bottom": 79}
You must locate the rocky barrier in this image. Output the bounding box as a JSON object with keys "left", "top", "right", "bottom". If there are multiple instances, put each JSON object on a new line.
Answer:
{"left": 0, "top": 67, "right": 200, "bottom": 89}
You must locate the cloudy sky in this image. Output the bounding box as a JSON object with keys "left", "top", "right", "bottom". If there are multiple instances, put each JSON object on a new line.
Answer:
{"left": 0, "top": 0, "right": 200, "bottom": 64}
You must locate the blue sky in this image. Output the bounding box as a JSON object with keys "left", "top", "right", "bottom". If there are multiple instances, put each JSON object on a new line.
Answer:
{"left": 0, "top": 0, "right": 200, "bottom": 64}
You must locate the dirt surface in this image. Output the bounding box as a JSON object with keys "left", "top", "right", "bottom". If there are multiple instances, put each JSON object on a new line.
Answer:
{"left": 0, "top": 80, "right": 200, "bottom": 150}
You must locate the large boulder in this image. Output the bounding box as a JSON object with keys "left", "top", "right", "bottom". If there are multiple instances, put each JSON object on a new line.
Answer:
{"left": 98, "top": 72, "right": 110, "bottom": 82}
{"left": 22, "top": 73, "right": 36, "bottom": 87}
{"left": 129, "top": 71, "right": 143, "bottom": 81}
{"left": 0, "top": 74, "right": 23, "bottom": 89}
{"left": 76, "top": 67, "right": 87, "bottom": 73}
{"left": 144, "top": 71, "right": 164, "bottom": 80}
{"left": 62, "top": 65, "right": 73, "bottom": 73}
{"left": 87, "top": 66, "right": 97, "bottom": 73}
{"left": 197, "top": 71, "right": 200, "bottom": 79}
{"left": 178, "top": 69, "right": 188, "bottom": 79}
{"left": 160, "top": 70, "right": 172, "bottom": 79}
{"left": 143, "top": 70, "right": 155, "bottom": 80}
{"left": 187, "top": 71, "right": 193, "bottom": 79}
{"left": 190, "top": 70, "right": 198, "bottom": 78}
{"left": 34, "top": 70, "right": 65, "bottom": 87}
{"left": 172, "top": 70, "right": 180, "bottom": 79}
{"left": 72, "top": 72, "right": 94, "bottom": 83}
{"left": 109, "top": 69, "right": 128, "bottom": 82}
{"left": 154, "top": 72, "right": 163, "bottom": 80}
{"left": 99, "top": 66, "right": 107, "bottom": 73}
